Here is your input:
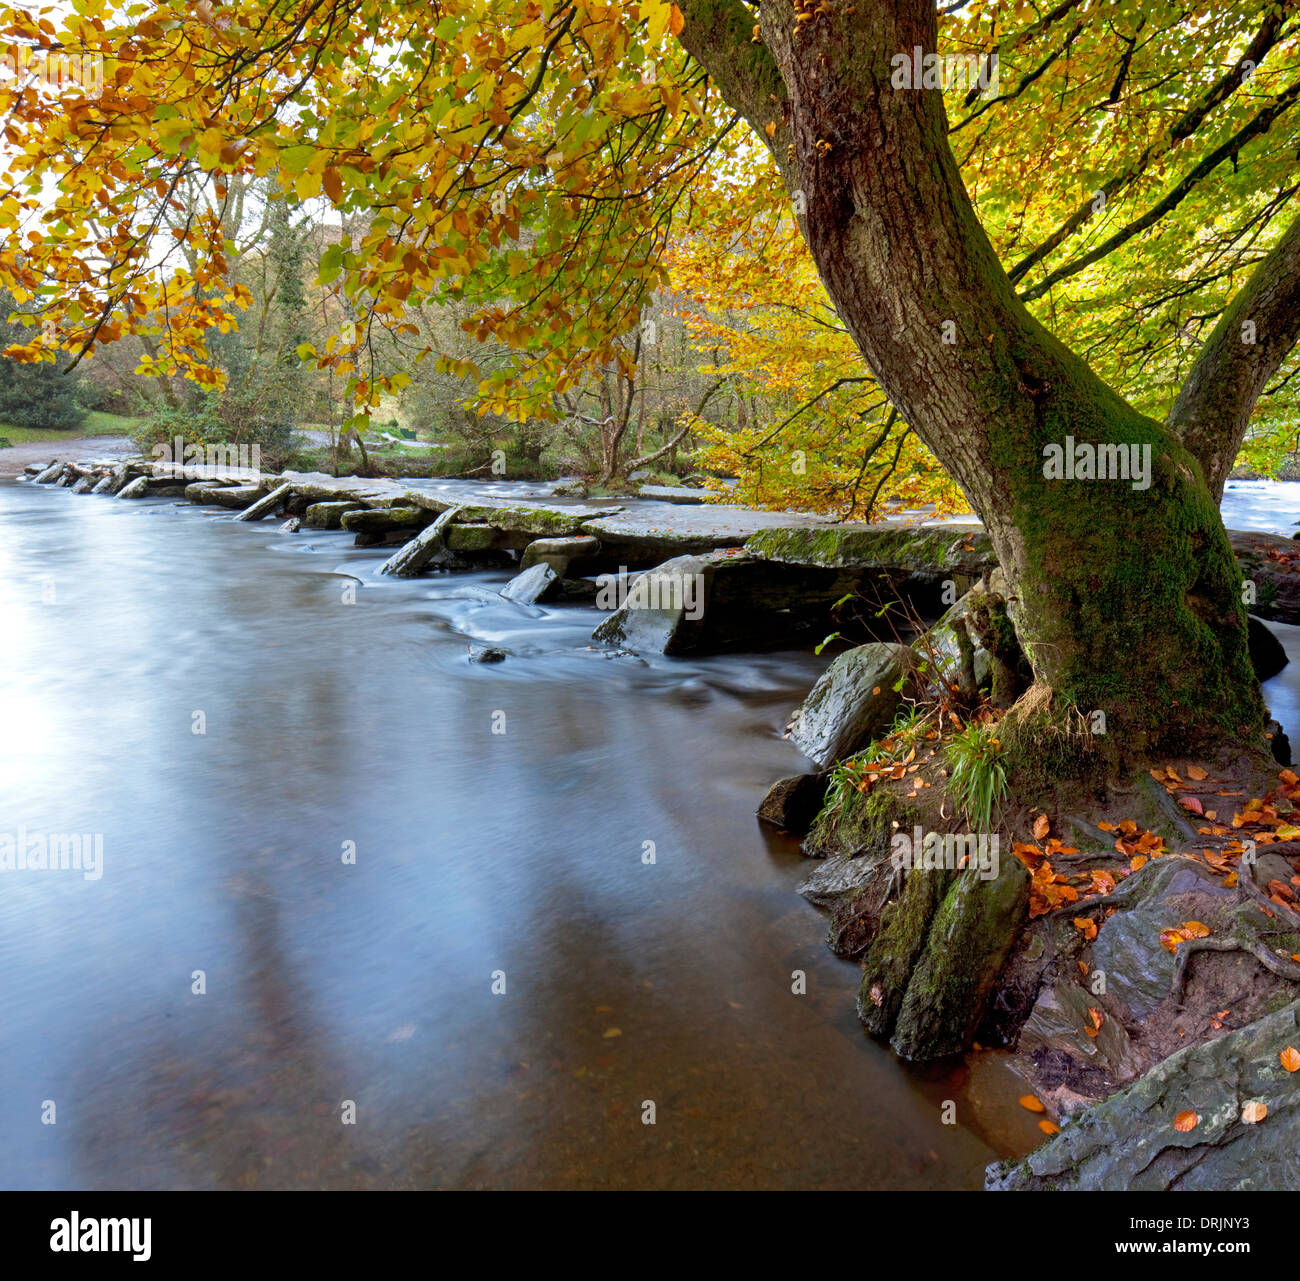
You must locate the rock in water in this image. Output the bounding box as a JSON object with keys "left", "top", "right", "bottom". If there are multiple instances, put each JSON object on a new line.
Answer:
{"left": 887, "top": 854, "right": 1030, "bottom": 1060}
{"left": 787, "top": 643, "right": 918, "bottom": 768}
{"left": 235, "top": 482, "right": 294, "bottom": 522}
{"left": 1248, "top": 614, "right": 1288, "bottom": 681}
{"left": 117, "top": 476, "right": 151, "bottom": 499}
{"left": 379, "top": 506, "right": 462, "bottom": 576}
{"left": 500, "top": 562, "right": 559, "bottom": 605}
{"left": 757, "top": 774, "right": 828, "bottom": 835}
{"left": 988, "top": 997, "right": 1300, "bottom": 1190}
{"left": 468, "top": 646, "right": 508, "bottom": 663}
{"left": 303, "top": 500, "right": 365, "bottom": 528}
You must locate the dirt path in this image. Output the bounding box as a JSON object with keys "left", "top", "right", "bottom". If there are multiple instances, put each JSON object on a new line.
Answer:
{"left": 0, "top": 435, "right": 135, "bottom": 477}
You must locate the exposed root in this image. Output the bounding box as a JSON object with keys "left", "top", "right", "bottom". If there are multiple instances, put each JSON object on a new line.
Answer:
{"left": 1172, "top": 935, "right": 1300, "bottom": 998}
{"left": 1240, "top": 864, "right": 1300, "bottom": 932}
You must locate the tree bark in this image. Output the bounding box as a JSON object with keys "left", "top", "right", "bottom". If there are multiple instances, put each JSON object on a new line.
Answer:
{"left": 1169, "top": 210, "right": 1300, "bottom": 501}
{"left": 680, "top": 0, "right": 1264, "bottom": 755}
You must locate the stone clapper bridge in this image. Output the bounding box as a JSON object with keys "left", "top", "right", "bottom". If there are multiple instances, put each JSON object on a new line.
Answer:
{"left": 23, "top": 454, "right": 1025, "bottom": 654}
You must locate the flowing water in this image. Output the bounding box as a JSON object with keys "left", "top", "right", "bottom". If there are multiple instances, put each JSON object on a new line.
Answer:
{"left": 0, "top": 479, "right": 1027, "bottom": 1191}
{"left": 3, "top": 477, "right": 1296, "bottom": 1190}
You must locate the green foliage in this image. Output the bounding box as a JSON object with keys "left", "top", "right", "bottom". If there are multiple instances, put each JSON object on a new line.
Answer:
{"left": 944, "top": 722, "right": 1008, "bottom": 831}
{"left": 133, "top": 391, "right": 300, "bottom": 470}
{"left": 0, "top": 291, "right": 87, "bottom": 431}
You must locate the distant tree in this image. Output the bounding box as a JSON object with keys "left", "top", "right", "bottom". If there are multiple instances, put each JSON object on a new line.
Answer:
{"left": 0, "top": 292, "right": 86, "bottom": 431}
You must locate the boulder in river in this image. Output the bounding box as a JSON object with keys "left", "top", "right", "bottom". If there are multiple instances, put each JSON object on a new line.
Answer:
{"left": 500, "top": 562, "right": 560, "bottom": 605}
{"left": 888, "top": 851, "right": 1030, "bottom": 1060}
{"left": 379, "top": 506, "right": 462, "bottom": 576}
{"left": 757, "top": 773, "right": 829, "bottom": 835}
{"left": 340, "top": 505, "right": 427, "bottom": 535}
{"left": 117, "top": 476, "right": 151, "bottom": 499}
{"left": 303, "top": 500, "right": 365, "bottom": 528}
{"left": 235, "top": 482, "right": 294, "bottom": 523}
{"left": 787, "top": 642, "right": 919, "bottom": 769}
{"left": 520, "top": 534, "right": 602, "bottom": 576}
{"left": 1248, "top": 614, "right": 1288, "bottom": 681}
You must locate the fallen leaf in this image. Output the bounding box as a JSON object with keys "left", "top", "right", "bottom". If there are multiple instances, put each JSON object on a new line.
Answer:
{"left": 1281, "top": 1047, "right": 1300, "bottom": 1073}
{"left": 1033, "top": 813, "right": 1051, "bottom": 841}
{"left": 1182, "top": 920, "right": 1211, "bottom": 939}
{"left": 1018, "top": 1095, "right": 1046, "bottom": 1113}
{"left": 1174, "top": 1110, "right": 1199, "bottom": 1132}
{"left": 1038, "top": 1119, "right": 1060, "bottom": 1135}
{"left": 1180, "top": 796, "right": 1204, "bottom": 816}
{"left": 1187, "top": 765, "right": 1208, "bottom": 781}
{"left": 602, "top": 1027, "right": 622, "bottom": 1039}
{"left": 1073, "top": 916, "right": 1098, "bottom": 941}
{"left": 1242, "top": 1100, "right": 1268, "bottom": 1124}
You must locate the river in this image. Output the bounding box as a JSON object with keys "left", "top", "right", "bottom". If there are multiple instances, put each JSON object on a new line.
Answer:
{"left": 2, "top": 475, "right": 1296, "bottom": 1190}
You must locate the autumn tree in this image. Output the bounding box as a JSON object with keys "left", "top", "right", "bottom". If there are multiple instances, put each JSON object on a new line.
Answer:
{"left": 2, "top": 0, "right": 1299, "bottom": 758}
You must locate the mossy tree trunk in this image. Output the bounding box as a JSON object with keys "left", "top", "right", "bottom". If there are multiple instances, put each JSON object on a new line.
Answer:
{"left": 681, "top": 0, "right": 1278, "bottom": 755}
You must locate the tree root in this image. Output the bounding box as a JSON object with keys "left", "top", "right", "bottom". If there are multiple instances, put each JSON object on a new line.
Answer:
{"left": 1239, "top": 865, "right": 1300, "bottom": 932}
{"left": 1172, "top": 935, "right": 1300, "bottom": 998}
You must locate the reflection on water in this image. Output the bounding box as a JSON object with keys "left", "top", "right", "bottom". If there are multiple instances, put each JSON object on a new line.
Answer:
{"left": 0, "top": 480, "right": 1024, "bottom": 1189}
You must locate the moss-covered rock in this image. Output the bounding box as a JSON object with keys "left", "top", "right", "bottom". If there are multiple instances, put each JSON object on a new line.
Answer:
{"left": 746, "top": 523, "right": 994, "bottom": 575}
{"left": 858, "top": 864, "right": 956, "bottom": 1038}
{"left": 889, "top": 853, "right": 1030, "bottom": 1060}
{"left": 303, "top": 500, "right": 366, "bottom": 528}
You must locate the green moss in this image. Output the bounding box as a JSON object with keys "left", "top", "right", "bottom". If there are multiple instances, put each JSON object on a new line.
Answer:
{"left": 804, "top": 784, "right": 912, "bottom": 859}
{"left": 455, "top": 503, "right": 588, "bottom": 536}
{"left": 857, "top": 863, "right": 955, "bottom": 1038}
{"left": 744, "top": 524, "right": 994, "bottom": 573}
{"left": 444, "top": 523, "right": 501, "bottom": 551}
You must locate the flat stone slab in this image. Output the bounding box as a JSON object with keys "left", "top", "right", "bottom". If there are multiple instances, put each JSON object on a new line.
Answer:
{"left": 745, "top": 522, "right": 994, "bottom": 574}
{"left": 581, "top": 504, "right": 839, "bottom": 554}
{"left": 636, "top": 484, "right": 706, "bottom": 504}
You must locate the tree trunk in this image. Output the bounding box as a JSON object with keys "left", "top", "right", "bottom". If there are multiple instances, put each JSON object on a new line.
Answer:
{"left": 682, "top": 0, "right": 1264, "bottom": 756}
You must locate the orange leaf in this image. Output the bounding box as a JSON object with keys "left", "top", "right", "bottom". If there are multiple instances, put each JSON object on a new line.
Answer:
{"left": 1174, "top": 1110, "right": 1199, "bottom": 1132}
{"left": 1281, "top": 1047, "right": 1300, "bottom": 1073}
{"left": 1033, "top": 814, "right": 1051, "bottom": 841}
{"left": 1130, "top": 854, "right": 1148, "bottom": 871}
{"left": 668, "top": 4, "right": 685, "bottom": 36}
{"left": 1242, "top": 1100, "right": 1268, "bottom": 1124}
{"left": 1181, "top": 920, "right": 1211, "bottom": 939}
{"left": 1187, "top": 765, "right": 1208, "bottom": 781}
{"left": 1073, "top": 916, "right": 1098, "bottom": 941}
{"left": 1281, "top": 769, "right": 1299, "bottom": 786}
{"left": 1018, "top": 1095, "right": 1046, "bottom": 1113}
{"left": 1038, "top": 1119, "right": 1060, "bottom": 1135}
